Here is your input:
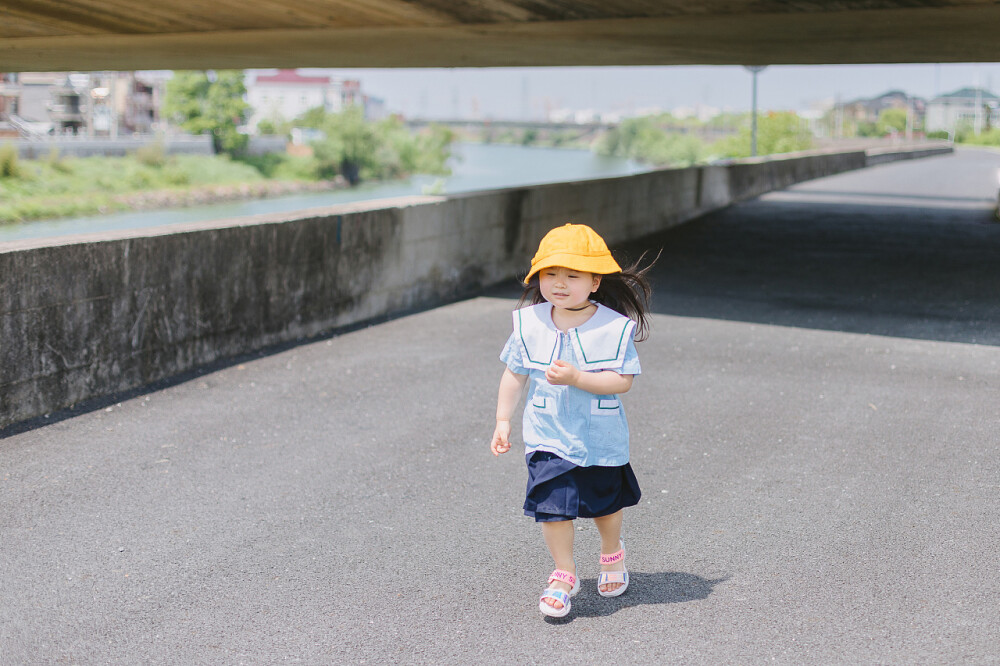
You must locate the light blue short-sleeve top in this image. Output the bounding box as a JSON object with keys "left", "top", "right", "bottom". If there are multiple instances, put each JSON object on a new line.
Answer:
{"left": 500, "top": 302, "right": 641, "bottom": 467}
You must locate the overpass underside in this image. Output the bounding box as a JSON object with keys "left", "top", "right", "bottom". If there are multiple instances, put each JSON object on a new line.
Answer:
{"left": 1, "top": 1, "right": 1000, "bottom": 72}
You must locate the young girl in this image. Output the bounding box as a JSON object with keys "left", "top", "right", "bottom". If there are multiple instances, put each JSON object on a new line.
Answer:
{"left": 490, "top": 222, "right": 653, "bottom": 618}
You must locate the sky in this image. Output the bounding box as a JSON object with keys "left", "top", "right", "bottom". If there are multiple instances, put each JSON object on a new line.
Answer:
{"left": 301, "top": 63, "right": 1000, "bottom": 120}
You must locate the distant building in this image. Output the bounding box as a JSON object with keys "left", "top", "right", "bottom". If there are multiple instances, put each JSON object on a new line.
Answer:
{"left": 9, "top": 72, "right": 64, "bottom": 131}
{"left": 48, "top": 77, "right": 86, "bottom": 134}
{"left": 246, "top": 69, "right": 374, "bottom": 131}
{"left": 839, "top": 90, "right": 925, "bottom": 127}
{"left": 0, "top": 71, "right": 164, "bottom": 137}
{"left": 925, "top": 87, "right": 1000, "bottom": 134}
{"left": 116, "top": 73, "right": 161, "bottom": 134}
{"left": 0, "top": 73, "right": 19, "bottom": 117}
{"left": 0, "top": 73, "right": 22, "bottom": 137}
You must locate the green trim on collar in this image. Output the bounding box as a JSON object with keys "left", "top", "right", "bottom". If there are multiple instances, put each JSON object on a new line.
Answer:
{"left": 517, "top": 308, "right": 556, "bottom": 366}
{"left": 573, "top": 320, "right": 629, "bottom": 365}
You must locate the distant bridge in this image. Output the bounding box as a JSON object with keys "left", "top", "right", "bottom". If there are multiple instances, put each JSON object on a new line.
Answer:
{"left": 405, "top": 119, "right": 615, "bottom": 133}
{"left": 404, "top": 118, "right": 613, "bottom": 144}
{"left": 404, "top": 118, "right": 738, "bottom": 143}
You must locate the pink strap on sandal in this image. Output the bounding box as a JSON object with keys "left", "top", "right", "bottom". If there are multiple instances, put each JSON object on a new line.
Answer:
{"left": 548, "top": 569, "right": 577, "bottom": 587}
{"left": 600, "top": 549, "right": 624, "bottom": 566}
{"left": 540, "top": 568, "right": 580, "bottom": 618}
{"left": 598, "top": 540, "right": 629, "bottom": 598}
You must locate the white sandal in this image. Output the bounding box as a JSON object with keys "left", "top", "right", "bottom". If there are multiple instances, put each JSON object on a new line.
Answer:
{"left": 539, "top": 568, "right": 580, "bottom": 618}
{"left": 598, "top": 540, "right": 629, "bottom": 597}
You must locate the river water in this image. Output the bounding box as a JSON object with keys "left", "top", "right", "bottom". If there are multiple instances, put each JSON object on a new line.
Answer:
{"left": 0, "top": 143, "right": 649, "bottom": 243}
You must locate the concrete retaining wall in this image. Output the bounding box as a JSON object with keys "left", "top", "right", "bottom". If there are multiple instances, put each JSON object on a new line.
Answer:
{"left": 0, "top": 144, "right": 953, "bottom": 429}
{"left": 865, "top": 144, "right": 954, "bottom": 166}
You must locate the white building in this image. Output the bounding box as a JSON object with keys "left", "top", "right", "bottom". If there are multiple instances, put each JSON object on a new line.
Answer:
{"left": 925, "top": 87, "right": 1000, "bottom": 134}
{"left": 246, "top": 69, "right": 363, "bottom": 131}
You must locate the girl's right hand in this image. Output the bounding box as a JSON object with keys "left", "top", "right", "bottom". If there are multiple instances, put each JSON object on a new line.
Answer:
{"left": 491, "top": 420, "right": 512, "bottom": 456}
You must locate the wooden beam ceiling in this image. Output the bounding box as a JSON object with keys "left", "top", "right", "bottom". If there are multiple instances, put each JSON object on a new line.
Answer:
{"left": 1, "top": 1, "right": 998, "bottom": 71}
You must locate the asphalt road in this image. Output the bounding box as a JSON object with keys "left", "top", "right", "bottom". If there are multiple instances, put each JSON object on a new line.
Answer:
{"left": 2, "top": 148, "right": 999, "bottom": 665}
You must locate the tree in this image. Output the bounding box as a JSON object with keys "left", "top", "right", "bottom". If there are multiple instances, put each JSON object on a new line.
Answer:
{"left": 712, "top": 111, "right": 813, "bottom": 158}
{"left": 595, "top": 116, "right": 708, "bottom": 166}
{"left": 876, "top": 108, "right": 908, "bottom": 136}
{"left": 309, "top": 107, "right": 454, "bottom": 185}
{"left": 312, "top": 106, "right": 379, "bottom": 184}
{"left": 255, "top": 119, "right": 277, "bottom": 135}
{"left": 163, "top": 70, "right": 250, "bottom": 157}
{"left": 855, "top": 121, "right": 880, "bottom": 138}
{"left": 294, "top": 106, "right": 329, "bottom": 130}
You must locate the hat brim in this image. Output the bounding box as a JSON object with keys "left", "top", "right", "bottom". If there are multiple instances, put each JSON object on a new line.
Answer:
{"left": 523, "top": 252, "right": 623, "bottom": 284}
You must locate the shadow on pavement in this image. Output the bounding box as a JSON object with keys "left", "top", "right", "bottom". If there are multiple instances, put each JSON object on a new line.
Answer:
{"left": 615, "top": 196, "right": 1000, "bottom": 346}
{"left": 545, "top": 572, "right": 731, "bottom": 623}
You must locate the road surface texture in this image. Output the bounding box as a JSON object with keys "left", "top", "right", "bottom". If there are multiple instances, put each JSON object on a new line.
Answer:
{"left": 2, "top": 148, "right": 999, "bottom": 664}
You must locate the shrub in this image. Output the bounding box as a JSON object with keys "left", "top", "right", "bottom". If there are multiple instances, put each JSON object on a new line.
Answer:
{"left": 960, "top": 128, "right": 1000, "bottom": 147}
{"left": 238, "top": 152, "right": 286, "bottom": 178}
{"left": 876, "top": 108, "right": 909, "bottom": 136}
{"left": 135, "top": 141, "right": 168, "bottom": 168}
{"left": 46, "top": 147, "right": 73, "bottom": 173}
{"left": 170, "top": 153, "right": 263, "bottom": 184}
{"left": 237, "top": 153, "right": 321, "bottom": 181}
{"left": 310, "top": 107, "right": 453, "bottom": 184}
{"left": 270, "top": 155, "right": 321, "bottom": 181}
{"left": 0, "top": 143, "right": 21, "bottom": 178}
{"left": 125, "top": 169, "right": 153, "bottom": 188}
{"left": 162, "top": 166, "right": 190, "bottom": 186}
{"left": 710, "top": 111, "right": 813, "bottom": 159}
{"left": 312, "top": 106, "right": 378, "bottom": 183}
{"left": 595, "top": 116, "right": 710, "bottom": 166}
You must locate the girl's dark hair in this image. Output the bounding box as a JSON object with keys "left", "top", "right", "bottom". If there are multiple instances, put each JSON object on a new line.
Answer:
{"left": 517, "top": 250, "right": 659, "bottom": 342}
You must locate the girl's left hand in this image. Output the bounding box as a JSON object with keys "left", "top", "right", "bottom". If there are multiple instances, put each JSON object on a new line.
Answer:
{"left": 545, "top": 359, "right": 580, "bottom": 386}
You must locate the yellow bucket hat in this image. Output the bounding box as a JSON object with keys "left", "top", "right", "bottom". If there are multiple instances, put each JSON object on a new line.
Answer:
{"left": 524, "top": 223, "right": 622, "bottom": 284}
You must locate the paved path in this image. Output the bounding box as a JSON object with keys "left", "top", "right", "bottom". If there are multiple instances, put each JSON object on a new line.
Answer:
{"left": 2, "top": 148, "right": 1000, "bottom": 664}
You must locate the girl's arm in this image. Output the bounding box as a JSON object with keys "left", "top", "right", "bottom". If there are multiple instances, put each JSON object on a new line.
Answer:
{"left": 491, "top": 368, "right": 528, "bottom": 456}
{"left": 545, "top": 360, "right": 634, "bottom": 395}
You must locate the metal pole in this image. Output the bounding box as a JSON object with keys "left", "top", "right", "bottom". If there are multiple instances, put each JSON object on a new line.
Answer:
{"left": 744, "top": 65, "right": 767, "bottom": 157}
{"left": 975, "top": 85, "right": 983, "bottom": 135}
{"left": 86, "top": 73, "right": 94, "bottom": 137}
{"left": 751, "top": 70, "right": 759, "bottom": 156}
{"left": 110, "top": 72, "right": 118, "bottom": 139}
{"left": 905, "top": 99, "right": 913, "bottom": 141}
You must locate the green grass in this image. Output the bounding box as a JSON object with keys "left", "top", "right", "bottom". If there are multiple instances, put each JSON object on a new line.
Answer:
{"left": 958, "top": 128, "right": 1000, "bottom": 147}
{"left": 0, "top": 151, "right": 293, "bottom": 224}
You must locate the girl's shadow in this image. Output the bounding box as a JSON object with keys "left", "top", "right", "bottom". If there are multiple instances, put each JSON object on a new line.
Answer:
{"left": 546, "top": 571, "right": 729, "bottom": 623}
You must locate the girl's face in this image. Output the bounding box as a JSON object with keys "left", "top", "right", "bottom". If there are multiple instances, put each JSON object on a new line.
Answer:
{"left": 538, "top": 266, "right": 601, "bottom": 310}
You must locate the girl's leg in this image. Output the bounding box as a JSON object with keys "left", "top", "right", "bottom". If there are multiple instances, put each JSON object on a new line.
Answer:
{"left": 592, "top": 510, "right": 625, "bottom": 594}
{"left": 540, "top": 519, "right": 576, "bottom": 610}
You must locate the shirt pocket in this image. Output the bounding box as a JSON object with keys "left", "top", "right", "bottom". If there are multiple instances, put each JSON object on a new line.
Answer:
{"left": 588, "top": 398, "right": 626, "bottom": 459}
{"left": 590, "top": 398, "right": 620, "bottom": 416}
{"left": 530, "top": 390, "right": 557, "bottom": 416}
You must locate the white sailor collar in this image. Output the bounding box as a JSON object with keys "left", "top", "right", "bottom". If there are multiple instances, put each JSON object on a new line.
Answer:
{"left": 513, "top": 302, "right": 636, "bottom": 372}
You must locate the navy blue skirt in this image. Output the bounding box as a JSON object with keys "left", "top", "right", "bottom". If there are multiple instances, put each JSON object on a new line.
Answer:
{"left": 523, "top": 451, "right": 642, "bottom": 522}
